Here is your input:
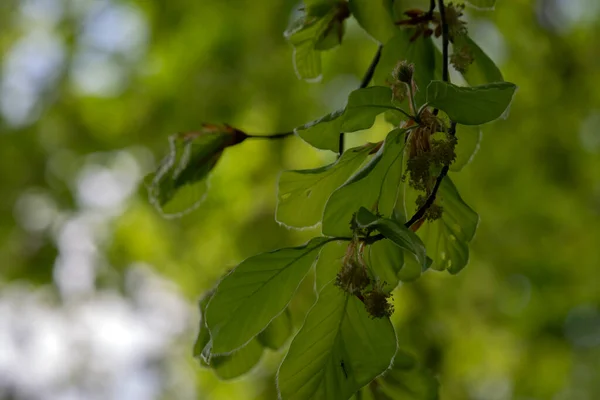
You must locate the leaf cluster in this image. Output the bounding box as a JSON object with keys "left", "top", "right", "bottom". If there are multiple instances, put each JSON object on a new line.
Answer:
{"left": 145, "top": 0, "right": 513, "bottom": 398}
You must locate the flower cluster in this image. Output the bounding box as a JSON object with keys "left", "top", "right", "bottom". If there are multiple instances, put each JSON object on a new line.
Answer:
{"left": 335, "top": 241, "right": 394, "bottom": 319}
{"left": 404, "top": 110, "right": 455, "bottom": 191}
{"left": 403, "top": 109, "right": 456, "bottom": 221}
{"left": 364, "top": 281, "right": 394, "bottom": 319}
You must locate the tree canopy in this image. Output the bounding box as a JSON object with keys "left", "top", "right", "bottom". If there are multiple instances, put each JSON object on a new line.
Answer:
{"left": 0, "top": 0, "right": 599, "bottom": 399}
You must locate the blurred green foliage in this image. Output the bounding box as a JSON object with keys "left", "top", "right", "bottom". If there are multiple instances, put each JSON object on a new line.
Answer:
{"left": 1, "top": 0, "right": 599, "bottom": 399}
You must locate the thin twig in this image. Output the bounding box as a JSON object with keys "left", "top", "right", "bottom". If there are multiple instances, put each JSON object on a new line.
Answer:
{"left": 246, "top": 131, "right": 294, "bottom": 139}
{"left": 438, "top": 0, "right": 450, "bottom": 82}
{"left": 339, "top": 44, "right": 384, "bottom": 155}
{"left": 427, "top": 0, "right": 436, "bottom": 18}
{"left": 360, "top": 44, "right": 383, "bottom": 89}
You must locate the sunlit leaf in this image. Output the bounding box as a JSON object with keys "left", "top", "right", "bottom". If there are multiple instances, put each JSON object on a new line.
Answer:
{"left": 295, "top": 109, "right": 343, "bottom": 152}
{"left": 459, "top": 35, "right": 503, "bottom": 86}
{"left": 257, "top": 308, "right": 293, "bottom": 350}
{"left": 426, "top": 81, "right": 517, "bottom": 125}
{"left": 285, "top": 2, "right": 350, "bottom": 81}
{"left": 276, "top": 142, "right": 377, "bottom": 228}
{"left": 205, "top": 237, "right": 330, "bottom": 354}
{"left": 295, "top": 86, "right": 407, "bottom": 152}
{"left": 277, "top": 282, "right": 397, "bottom": 400}
{"left": 315, "top": 240, "right": 347, "bottom": 292}
{"left": 348, "top": 0, "right": 397, "bottom": 44}
{"left": 147, "top": 124, "right": 247, "bottom": 217}
{"left": 193, "top": 291, "right": 264, "bottom": 379}
{"left": 323, "top": 128, "right": 406, "bottom": 237}
{"left": 418, "top": 177, "right": 479, "bottom": 274}
{"left": 211, "top": 339, "right": 263, "bottom": 380}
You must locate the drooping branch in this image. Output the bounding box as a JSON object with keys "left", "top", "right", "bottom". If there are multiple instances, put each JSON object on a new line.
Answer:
{"left": 339, "top": 44, "right": 384, "bottom": 155}
{"left": 404, "top": 0, "right": 456, "bottom": 230}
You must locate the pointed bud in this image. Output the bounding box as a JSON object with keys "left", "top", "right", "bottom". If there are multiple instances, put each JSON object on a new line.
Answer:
{"left": 393, "top": 60, "right": 415, "bottom": 84}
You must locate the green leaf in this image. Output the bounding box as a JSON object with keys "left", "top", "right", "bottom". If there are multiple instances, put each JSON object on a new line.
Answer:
{"left": 459, "top": 35, "right": 503, "bottom": 86}
{"left": 147, "top": 124, "right": 246, "bottom": 217}
{"left": 355, "top": 207, "right": 428, "bottom": 269}
{"left": 205, "top": 237, "right": 330, "bottom": 354}
{"left": 277, "top": 282, "right": 397, "bottom": 400}
{"left": 193, "top": 292, "right": 264, "bottom": 379}
{"left": 285, "top": 2, "right": 350, "bottom": 81}
{"left": 211, "top": 339, "right": 264, "bottom": 380}
{"left": 315, "top": 240, "right": 347, "bottom": 292}
{"left": 396, "top": 252, "right": 424, "bottom": 282}
{"left": 466, "top": 0, "right": 496, "bottom": 10}
{"left": 374, "top": 30, "right": 436, "bottom": 110}
{"left": 323, "top": 128, "right": 406, "bottom": 237}
{"left": 341, "top": 86, "right": 404, "bottom": 132}
{"left": 450, "top": 125, "right": 481, "bottom": 172}
{"left": 418, "top": 177, "right": 479, "bottom": 274}
{"left": 426, "top": 81, "right": 517, "bottom": 125}
{"left": 193, "top": 292, "right": 213, "bottom": 367}
{"left": 277, "top": 142, "right": 377, "bottom": 228}
{"left": 295, "top": 109, "right": 343, "bottom": 152}
{"left": 371, "top": 350, "right": 439, "bottom": 399}
{"left": 295, "top": 86, "right": 406, "bottom": 152}
{"left": 348, "top": 0, "right": 397, "bottom": 44}
{"left": 257, "top": 308, "right": 293, "bottom": 350}
{"left": 292, "top": 42, "right": 322, "bottom": 82}
{"left": 365, "top": 239, "right": 404, "bottom": 291}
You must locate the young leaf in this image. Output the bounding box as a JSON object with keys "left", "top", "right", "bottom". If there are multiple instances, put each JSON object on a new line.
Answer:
{"left": 341, "top": 86, "right": 404, "bottom": 132}
{"left": 193, "top": 292, "right": 264, "bottom": 379}
{"left": 147, "top": 124, "right": 247, "bottom": 217}
{"left": 397, "top": 252, "right": 425, "bottom": 282}
{"left": 205, "top": 237, "right": 330, "bottom": 354}
{"left": 451, "top": 125, "right": 481, "bottom": 172}
{"left": 323, "top": 128, "right": 406, "bottom": 237}
{"left": 426, "top": 81, "right": 517, "bottom": 125}
{"left": 277, "top": 282, "right": 397, "bottom": 400}
{"left": 295, "top": 109, "right": 344, "bottom": 152}
{"left": 257, "top": 308, "right": 293, "bottom": 351}
{"left": 355, "top": 207, "right": 428, "bottom": 269}
{"left": 285, "top": 2, "right": 350, "bottom": 81}
{"left": 193, "top": 292, "right": 214, "bottom": 367}
{"left": 348, "top": 0, "right": 397, "bottom": 44}
{"left": 365, "top": 239, "right": 405, "bottom": 292}
{"left": 418, "top": 177, "right": 479, "bottom": 274}
{"left": 295, "top": 86, "right": 406, "bottom": 152}
{"left": 315, "top": 240, "right": 347, "bottom": 292}
{"left": 276, "top": 142, "right": 377, "bottom": 228}
{"left": 459, "top": 35, "right": 503, "bottom": 86}
{"left": 374, "top": 30, "right": 436, "bottom": 108}
{"left": 210, "top": 339, "right": 264, "bottom": 380}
